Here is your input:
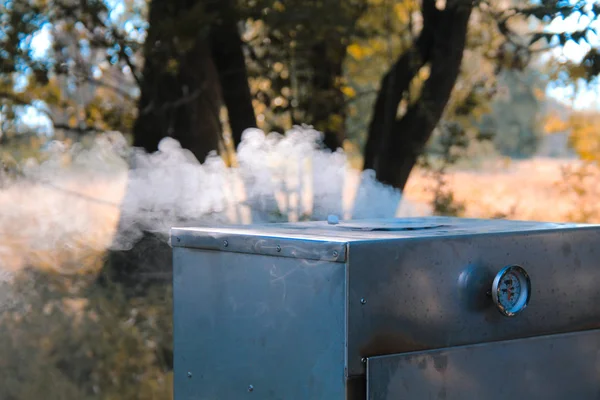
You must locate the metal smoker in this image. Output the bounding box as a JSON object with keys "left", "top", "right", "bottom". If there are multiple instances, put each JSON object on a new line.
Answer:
{"left": 171, "top": 217, "right": 600, "bottom": 399}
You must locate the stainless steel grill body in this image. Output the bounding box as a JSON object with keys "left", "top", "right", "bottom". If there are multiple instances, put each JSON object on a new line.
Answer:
{"left": 171, "top": 217, "right": 600, "bottom": 399}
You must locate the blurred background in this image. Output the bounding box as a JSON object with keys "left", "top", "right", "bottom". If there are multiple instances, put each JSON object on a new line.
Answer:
{"left": 0, "top": 0, "right": 599, "bottom": 398}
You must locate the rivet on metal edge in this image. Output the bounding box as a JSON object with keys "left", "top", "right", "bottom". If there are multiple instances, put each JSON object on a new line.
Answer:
{"left": 360, "top": 298, "right": 367, "bottom": 305}
{"left": 223, "top": 240, "right": 228, "bottom": 247}
{"left": 361, "top": 357, "right": 367, "bottom": 364}
{"left": 332, "top": 250, "right": 339, "bottom": 257}
{"left": 276, "top": 245, "right": 281, "bottom": 252}
{"left": 187, "top": 372, "right": 192, "bottom": 378}
{"left": 248, "top": 385, "right": 254, "bottom": 392}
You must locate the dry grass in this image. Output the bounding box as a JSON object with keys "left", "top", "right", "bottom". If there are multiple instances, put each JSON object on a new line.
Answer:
{"left": 404, "top": 157, "right": 588, "bottom": 222}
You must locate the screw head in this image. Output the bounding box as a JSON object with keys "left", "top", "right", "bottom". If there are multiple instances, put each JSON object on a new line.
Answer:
{"left": 333, "top": 250, "right": 339, "bottom": 257}
{"left": 361, "top": 357, "right": 367, "bottom": 364}
{"left": 223, "top": 240, "right": 228, "bottom": 247}
{"left": 360, "top": 298, "right": 367, "bottom": 305}
{"left": 187, "top": 371, "right": 192, "bottom": 378}
{"left": 248, "top": 385, "right": 254, "bottom": 392}
{"left": 276, "top": 245, "right": 281, "bottom": 252}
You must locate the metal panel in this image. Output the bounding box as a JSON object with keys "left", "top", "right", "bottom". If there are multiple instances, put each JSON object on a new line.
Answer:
{"left": 347, "top": 227, "right": 600, "bottom": 376}
{"left": 367, "top": 329, "right": 600, "bottom": 400}
{"left": 173, "top": 247, "right": 347, "bottom": 400}
{"left": 171, "top": 227, "right": 347, "bottom": 262}
{"left": 171, "top": 218, "right": 597, "bottom": 255}
{"left": 171, "top": 217, "right": 600, "bottom": 245}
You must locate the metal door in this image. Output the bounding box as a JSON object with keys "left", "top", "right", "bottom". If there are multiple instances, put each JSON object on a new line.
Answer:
{"left": 367, "top": 329, "right": 600, "bottom": 400}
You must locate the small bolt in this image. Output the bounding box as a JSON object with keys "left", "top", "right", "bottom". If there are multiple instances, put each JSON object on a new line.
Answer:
{"left": 187, "top": 372, "right": 192, "bottom": 378}
{"left": 276, "top": 245, "right": 281, "bottom": 252}
{"left": 223, "top": 240, "right": 228, "bottom": 247}
{"left": 360, "top": 298, "right": 367, "bottom": 305}
{"left": 176, "top": 237, "right": 181, "bottom": 243}
{"left": 248, "top": 385, "right": 254, "bottom": 392}
{"left": 333, "top": 250, "right": 339, "bottom": 257}
{"left": 361, "top": 357, "right": 367, "bottom": 364}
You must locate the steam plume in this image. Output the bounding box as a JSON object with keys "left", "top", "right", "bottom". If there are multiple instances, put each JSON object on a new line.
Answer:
{"left": 0, "top": 126, "right": 425, "bottom": 273}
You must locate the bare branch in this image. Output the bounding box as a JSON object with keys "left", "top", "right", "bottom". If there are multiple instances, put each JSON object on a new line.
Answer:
{"left": 0, "top": 91, "right": 30, "bottom": 106}
{"left": 52, "top": 123, "right": 99, "bottom": 134}
{"left": 139, "top": 84, "right": 207, "bottom": 116}
{"left": 79, "top": 76, "right": 137, "bottom": 101}
{"left": 85, "top": 10, "right": 143, "bottom": 87}
{"left": 0, "top": 91, "right": 102, "bottom": 136}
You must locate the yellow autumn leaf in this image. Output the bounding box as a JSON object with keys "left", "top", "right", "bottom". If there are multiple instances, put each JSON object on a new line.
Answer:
{"left": 393, "top": 3, "right": 410, "bottom": 24}
{"left": 543, "top": 114, "right": 569, "bottom": 135}
{"left": 341, "top": 85, "right": 357, "bottom": 98}
{"left": 328, "top": 114, "right": 344, "bottom": 132}
{"left": 273, "top": 1, "right": 285, "bottom": 12}
{"left": 68, "top": 115, "right": 78, "bottom": 128}
{"left": 347, "top": 44, "right": 365, "bottom": 60}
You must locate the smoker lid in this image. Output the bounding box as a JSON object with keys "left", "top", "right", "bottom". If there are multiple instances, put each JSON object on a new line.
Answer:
{"left": 170, "top": 217, "right": 595, "bottom": 262}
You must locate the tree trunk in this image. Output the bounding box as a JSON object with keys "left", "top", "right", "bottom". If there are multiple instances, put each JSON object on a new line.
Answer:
{"left": 104, "top": 0, "right": 262, "bottom": 296}
{"left": 102, "top": 0, "right": 226, "bottom": 297}
{"left": 132, "top": 0, "right": 223, "bottom": 164}
{"left": 363, "top": 0, "right": 473, "bottom": 191}
{"left": 308, "top": 41, "right": 347, "bottom": 151}
{"left": 209, "top": 0, "right": 257, "bottom": 148}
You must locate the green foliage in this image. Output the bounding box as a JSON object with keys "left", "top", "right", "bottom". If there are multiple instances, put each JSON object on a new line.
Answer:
{"left": 420, "top": 122, "right": 467, "bottom": 217}
{"left": 343, "top": 0, "right": 419, "bottom": 149}
{"left": 0, "top": 0, "right": 140, "bottom": 145}
{"left": 558, "top": 161, "right": 600, "bottom": 223}
{"left": 0, "top": 268, "right": 173, "bottom": 400}
{"left": 482, "top": 69, "right": 547, "bottom": 158}
{"left": 552, "top": 110, "right": 600, "bottom": 161}
{"left": 241, "top": 0, "right": 366, "bottom": 135}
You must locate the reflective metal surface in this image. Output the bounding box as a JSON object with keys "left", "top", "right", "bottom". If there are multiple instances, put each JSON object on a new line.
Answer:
{"left": 172, "top": 217, "right": 600, "bottom": 399}
{"left": 346, "top": 228, "right": 600, "bottom": 376}
{"left": 171, "top": 226, "right": 348, "bottom": 262}
{"left": 173, "top": 247, "right": 346, "bottom": 400}
{"left": 171, "top": 217, "right": 593, "bottom": 251}
{"left": 367, "top": 329, "right": 600, "bottom": 400}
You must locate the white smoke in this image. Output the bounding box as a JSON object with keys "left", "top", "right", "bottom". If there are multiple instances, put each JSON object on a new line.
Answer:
{"left": 0, "top": 126, "right": 427, "bottom": 272}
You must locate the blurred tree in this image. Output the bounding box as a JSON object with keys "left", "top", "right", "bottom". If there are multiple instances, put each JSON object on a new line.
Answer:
{"left": 133, "top": 0, "right": 256, "bottom": 163}
{"left": 0, "top": 268, "right": 173, "bottom": 400}
{"left": 0, "top": 0, "right": 141, "bottom": 140}
{"left": 480, "top": 69, "right": 547, "bottom": 158}
{"left": 361, "top": 0, "right": 600, "bottom": 191}
{"left": 565, "top": 110, "right": 600, "bottom": 161}
{"left": 241, "top": 0, "right": 367, "bottom": 150}
{"left": 2, "top": 0, "right": 599, "bottom": 180}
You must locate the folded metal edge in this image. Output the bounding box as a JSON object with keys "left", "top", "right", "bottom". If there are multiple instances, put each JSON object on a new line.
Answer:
{"left": 170, "top": 227, "right": 348, "bottom": 263}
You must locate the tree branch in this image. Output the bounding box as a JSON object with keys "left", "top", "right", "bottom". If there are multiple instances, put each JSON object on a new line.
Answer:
{"left": 0, "top": 91, "right": 30, "bottom": 106}
{"left": 52, "top": 123, "right": 99, "bottom": 134}
{"left": 86, "top": 10, "right": 143, "bottom": 87}
{"left": 365, "top": 1, "right": 473, "bottom": 190}
{"left": 79, "top": 76, "right": 137, "bottom": 101}
{"left": 0, "top": 91, "right": 101, "bottom": 136}
{"left": 138, "top": 85, "right": 206, "bottom": 116}
{"left": 362, "top": 1, "right": 439, "bottom": 171}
